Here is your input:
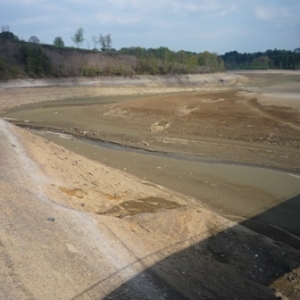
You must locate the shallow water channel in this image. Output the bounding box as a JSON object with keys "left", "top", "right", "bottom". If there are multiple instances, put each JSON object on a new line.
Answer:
{"left": 32, "top": 129, "right": 300, "bottom": 245}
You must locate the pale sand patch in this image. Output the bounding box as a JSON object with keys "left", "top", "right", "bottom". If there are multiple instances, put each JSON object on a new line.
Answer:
{"left": 201, "top": 98, "right": 225, "bottom": 103}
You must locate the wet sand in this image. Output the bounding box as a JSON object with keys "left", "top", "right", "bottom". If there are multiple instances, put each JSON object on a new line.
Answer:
{"left": 33, "top": 130, "right": 300, "bottom": 241}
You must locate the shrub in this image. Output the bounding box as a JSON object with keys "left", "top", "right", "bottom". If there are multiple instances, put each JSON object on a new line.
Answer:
{"left": 9, "top": 66, "right": 19, "bottom": 78}
{"left": 20, "top": 44, "right": 51, "bottom": 76}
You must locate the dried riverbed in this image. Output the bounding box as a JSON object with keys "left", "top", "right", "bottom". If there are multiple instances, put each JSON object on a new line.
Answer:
{"left": 1, "top": 72, "right": 300, "bottom": 299}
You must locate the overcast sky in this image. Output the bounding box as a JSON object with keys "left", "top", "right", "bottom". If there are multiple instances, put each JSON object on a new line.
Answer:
{"left": 1, "top": 0, "right": 299, "bottom": 54}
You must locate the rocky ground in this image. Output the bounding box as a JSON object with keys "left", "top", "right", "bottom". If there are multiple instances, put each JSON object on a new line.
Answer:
{"left": 0, "top": 72, "right": 300, "bottom": 299}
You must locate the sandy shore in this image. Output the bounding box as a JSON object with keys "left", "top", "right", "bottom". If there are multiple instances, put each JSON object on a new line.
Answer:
{"left": 1, "top": 72, "right": 300, "bottom": 299}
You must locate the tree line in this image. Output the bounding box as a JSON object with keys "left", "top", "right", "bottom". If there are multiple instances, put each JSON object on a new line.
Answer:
{"left": 221, "top": 49, "right": 300, "bottom": 70}
{"left": 0, "top": 27, "right": 224, "bottom": 78}
{"left": 119, "top": 47, "right": 224, "bottom": 74}
{"left": 1, "top": 26, "right": 299, "bottom": 79}
{"left": 69, "top": 27, "right": 224, "bottom": 73}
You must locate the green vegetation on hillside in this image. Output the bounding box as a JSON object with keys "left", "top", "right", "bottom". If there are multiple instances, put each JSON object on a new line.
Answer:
{"left": 0, "top": 40, "right": 224, "bottom": 79}
{"left": 19, "top": 44, "right": 51, "bottom": 77}
{"left": 1, "top": 28, "right": 299, "bottom": 79}
{"left": 0, "top": 30, "right": 18, "bottom": 41}
{"left": 221, "top": 49, "right": 300, "bottom": 70}
{"left": 119, "top": 47, "right": 224, "bottom": 74}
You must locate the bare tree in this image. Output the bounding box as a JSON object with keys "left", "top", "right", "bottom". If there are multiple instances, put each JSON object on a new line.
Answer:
{"left": 106, "top": 34, "right": 112, "bottom": 51}
{"left": 99, "top": 34, "right": 106, "bottom": 51}
{"left": 71, "top": 27, "right": 84, "bottom": 48}
{"left": 28, "top": 36, "right": 40, "bottom": 43}
{"left": 99, "top": 33, "right": 112, "bottom": 52}
{"left": 92, "top": 35, "right": 99, "bottom": 50}
{"left": 1, "top": 25, "right": 9, "bottom": 32}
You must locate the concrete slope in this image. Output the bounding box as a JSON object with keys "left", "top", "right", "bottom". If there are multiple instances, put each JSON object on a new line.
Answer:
{"left": 0, "top": 118, "right": 171, "bottom": 299}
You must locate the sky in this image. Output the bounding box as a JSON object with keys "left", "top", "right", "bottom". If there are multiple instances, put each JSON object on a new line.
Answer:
{"left": 0, "top": 0, "right": 299, "bottom": 54}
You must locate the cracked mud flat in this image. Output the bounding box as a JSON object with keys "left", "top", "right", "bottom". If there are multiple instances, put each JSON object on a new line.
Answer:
{"left": 0, "top": 72, "right": 300, "bottom": 299}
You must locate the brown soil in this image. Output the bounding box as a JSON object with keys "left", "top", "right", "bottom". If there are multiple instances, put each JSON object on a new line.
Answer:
{"left": 0, "top": 72, "right": 300, "bottom": 299}
{"left": 2, "top": 73, "right": 299, "bottom": 172}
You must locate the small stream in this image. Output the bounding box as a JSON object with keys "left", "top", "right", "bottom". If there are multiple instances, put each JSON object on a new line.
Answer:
{"left": 30, "top": 128, "right": 300, "bottom": 247}
{"left": 30, "top": 128, "right": 300, "bottom": 171}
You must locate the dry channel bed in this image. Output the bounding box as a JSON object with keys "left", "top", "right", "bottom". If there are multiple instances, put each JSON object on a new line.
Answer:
{"left": 0, "top": 72, "right": 300, "bottom": 299}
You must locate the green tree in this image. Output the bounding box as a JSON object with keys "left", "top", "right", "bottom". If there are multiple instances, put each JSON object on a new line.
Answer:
{"left": 198, "top": 51, "right": 224, "bottom": 72}
{"left": 221, "top": 49, "right": 300, "bottom": 70}
{"left": 186, "top": 54, "right": 198, "bottom": 72}
{"left": 72, "top": 27, "right": 84, "bottom": 48}
{"left": 176, "top": 50, "right": 187, "bottom": 63}
{"left": 0, "top": 30, "right": 18, "bottom": 40}
{"left": 157, "top": 47, "right": 176, "bottom": 62}
{"left": 252, "top": 56, "right": 270, "bottom": 69}
{"left": 20, "top": 45, "right": 51, "bottom": 76}
{"left": 294, "top": 48, "right": 300, "bottom": 54}
{"left": 53, "top": 36, "right": 65, "bottom": 48}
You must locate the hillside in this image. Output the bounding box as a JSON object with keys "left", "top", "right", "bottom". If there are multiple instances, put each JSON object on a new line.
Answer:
{"left": 0, "top": 40, "right": 135, "bottom": 78}
{"left": 0, "top": 40, "right": 217, "bottom": 79}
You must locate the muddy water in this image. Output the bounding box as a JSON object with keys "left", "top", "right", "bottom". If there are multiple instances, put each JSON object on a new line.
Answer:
{"left": 5, "top": 90, "right": 300, "bottom": 242}
{"left": 34, "top": 130, "right": 300, "bottom": 241}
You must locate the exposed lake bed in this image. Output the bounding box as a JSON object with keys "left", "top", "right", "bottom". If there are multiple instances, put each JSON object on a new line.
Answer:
{"left": 1, "top": 72, "right": 300, "bottom": 299}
